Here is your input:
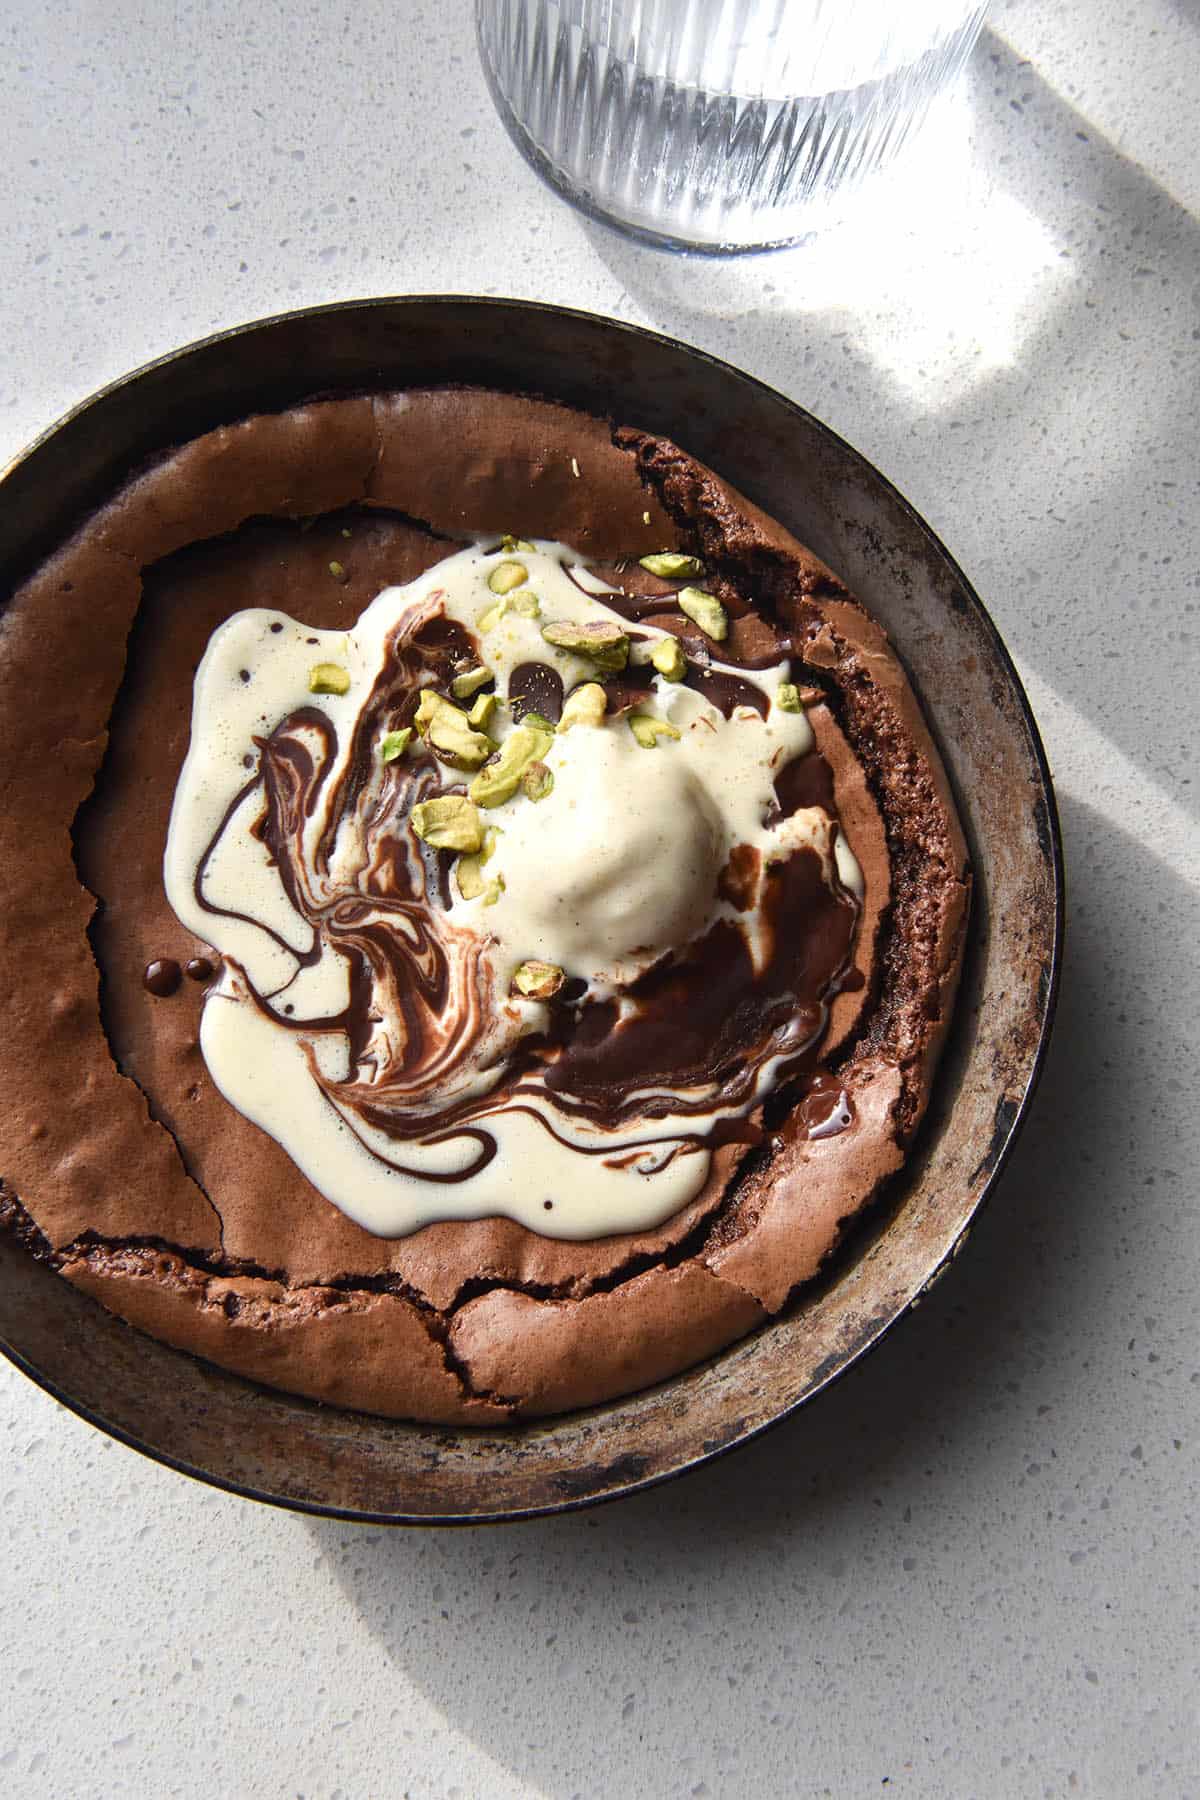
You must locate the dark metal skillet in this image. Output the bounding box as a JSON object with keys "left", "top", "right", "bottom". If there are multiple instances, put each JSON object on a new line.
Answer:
{"left": 0, "top": 298, "right": 1062, "bottom": 1523}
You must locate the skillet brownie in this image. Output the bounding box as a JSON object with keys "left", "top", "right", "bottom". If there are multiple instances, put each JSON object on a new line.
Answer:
{"left": 0, "top": 390, "right": 969, "bottom": 1421}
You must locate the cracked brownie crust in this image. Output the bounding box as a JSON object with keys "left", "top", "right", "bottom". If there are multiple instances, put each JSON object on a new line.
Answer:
{"left": 0, "top": 389, "right": 969, "bottom": 1421}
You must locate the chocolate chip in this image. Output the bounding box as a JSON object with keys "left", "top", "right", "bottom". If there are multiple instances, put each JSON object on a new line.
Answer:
{"left": 184, "top": 956, "right": 215, "bottom": 983}
{"left": 508, "top": 661, "right": 564, "bottom": 724}
{"left": 143, "top": 958, "right": 182, "bottom": 997}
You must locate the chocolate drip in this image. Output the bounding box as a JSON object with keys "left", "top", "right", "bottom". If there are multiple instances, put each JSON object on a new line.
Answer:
{"left": 143, "top": 958, "right": 181, "bottom": 997}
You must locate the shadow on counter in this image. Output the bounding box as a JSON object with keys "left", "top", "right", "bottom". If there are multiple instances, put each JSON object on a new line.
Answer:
{"left": 581, "top": 30, "right": 1199, "bottom": 830}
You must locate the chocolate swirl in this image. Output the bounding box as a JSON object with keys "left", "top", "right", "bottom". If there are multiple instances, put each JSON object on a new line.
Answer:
{"left": 191, "top": 594, "right": 862, "bottom": 1188}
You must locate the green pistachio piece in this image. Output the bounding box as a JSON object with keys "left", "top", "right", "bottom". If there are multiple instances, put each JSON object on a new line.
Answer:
{"left": 557, "top": 683, "right": 608, "bottom": 730}
{"left": 677, "top": 587, "right": 728, "bottom": 641}
{"left": 328, "top": 560, "right": 348, "bottom": 584}
{"left": 541, "top": 618, "right": 629, "bottom": 671}
{"left": 410, "top": 795, "right": 484, "bottom": 854}
{"left": 500, "top": 534, "right": 536, "bottom": 553}
{"left": 413, "top": 688, "right": 492, "bottom": 770}
{"left": 478, "top": 597, "right": 508, "bottom": 632}
{"left": 775, "top": 682, "right": 803, "bottom": 713}
{"left": 413, "top": 689, "right": 442, "bottom": 732}
{"left": 638, "top": 551, "right": 705, "bottom": 579}
{"left": 458, "top": 824, "right": 503, "bottom": 898}
{"left": 379, "top": 728, "right": 412, "bottom": 763}
{"left": 450, "top": 665, "right": 494, "bottom": 700}
{"left": 521, "top": 760, "right": 554, "bottom": 802}
{"left": 629, "top": 713, "right": 682, "bottom": 749}
{"left": 519, "top": 710, "right": 556, "bottom": 734}
{"left": 512, "top": 959, "right": 565, "bottom": 1000}
{"left": 508, "top": 589, "right": 541, "bottom": 618}
{"left": 457, "top": 862, "right": 504, "bottom": 905}
{"left": 456, "top": 854, "right": 484, "bottom": 898}
{"left": 488, "top": 560, "right": 529, "bottom": 595}
{"left": 466, "top": 692, "right": 499, "bottom": 730}
{"left": 308, "top": 662, "right": 351, "bottom": 696}
{"left": 468, "top": 724, "right": 555, "bottom": 808}
{"left": 456, "top": 855, "right": 488, "bottom": 900}
{"left": 650, "top": 636, "right": 687, "bottom": 682}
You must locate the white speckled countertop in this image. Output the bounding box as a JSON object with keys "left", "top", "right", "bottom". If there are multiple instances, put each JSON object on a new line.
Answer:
{"left": 2, "top": 2, "right": 1197, "bottom": 1794}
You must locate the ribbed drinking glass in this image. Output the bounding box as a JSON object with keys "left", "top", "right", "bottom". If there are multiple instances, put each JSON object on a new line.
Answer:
{"left": 476, "top": 0, "right": 988, "bottom": 252}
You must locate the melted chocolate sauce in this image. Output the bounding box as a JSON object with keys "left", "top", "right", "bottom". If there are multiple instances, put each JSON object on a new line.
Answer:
{"left": 600, "top": 665, "right": 655, "bottom": 714}
{"left": 685, "top": 665, "right": 767, "bottom": 718}
{"left": 193, "top": 589, "right": 862, "bottom": 1182}
{"left": 774, "top": 749, "right": 836, "bottom": 818}
{"left": 540, "top": 848, "right": 855, "bottom": 1126}
{"left": 798, "top": 1074, "right": 855, "bottom": 1139}
{"left": 509, "top": 661, "right": 564, "bottom": 724}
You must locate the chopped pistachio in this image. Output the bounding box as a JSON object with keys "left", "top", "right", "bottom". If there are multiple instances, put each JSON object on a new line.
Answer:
{"left": 570, "top": 457, "right": 581, "bottom": 478}
{"left": 677, "top": 586, "right": 728, "bottom": 641}
{"left": 458, "top": 827, "right": 504, "bottom": 902}
{"left": 308, "top": 662, "right": 351, "bottom": 696}
{"left": 413, "top": 688, "right": 492, "bottom": 770}
{"left": 457, "top": 858, "right": 503, "bottom": 904}
{"left": 379, "top": 728, "right": 412, "bottom": 763}
{"left": 512, "top": 959, "right": 565, "bottom": 1000}
{"left": 456, "top": 854, "right": 487, "bottom": 900}
{"left": 450, "top": 665, "right": 493, "bottom": 700}
{"left": 519, "top": 710, "right": 556, "bottom": 734}
{"left": 558, "top": 683, "right": 607, "bottom": 730}
{"left": 410, "top": 795, "right": 484, "bottom": 853}
{"left": 639, "top": 551, "right": 705, "bottom": 579}
{"left": 466, "top": 692, "right": 499, "bottom": 730}
{"left": 775, "top": 682, "right": 803, "bottom": 713}
{"left": 468, "top": 723, "right": 555, "bottom": 808}
{"left": 340, "top": 527, "right": 352, "bottom": 539}
{"left": 478, "top": 598, "right": 508, "bottom": 632}
{"left": 522, "top": 760, "right": 554, "bottom": 802}
{"left": 328, "top": 559, "right": 348, "bottom": 583}
{"left": 488, "top": 560, "right": 528, "bottom": 595}
{"left": 629, "top": 713, "right": 682, "bottom": 749}
{"left": 642, "top": 510, "right": 652, "bottom": 526}
{"left": 508, "top": 589, "right": 541, "bottom": 618}
{"left": 456, "top": 856, "right": 485, "bottom": 900}
{"left": 500, "top": 534, "right": 536, "bottom": 553}
{"left": 541, "top": 618, "right": 629, "bottom": 672}
{"left": 650, "top": 636, "right": 687, "bottom": 682}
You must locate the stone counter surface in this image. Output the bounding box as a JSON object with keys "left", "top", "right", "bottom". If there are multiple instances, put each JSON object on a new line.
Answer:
{"left": 1, "top": 1, "right": 1196, "bottom": 1794}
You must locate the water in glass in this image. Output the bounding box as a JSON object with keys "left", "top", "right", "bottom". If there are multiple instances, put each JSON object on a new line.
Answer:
{"left": 477, "top": 0, "right": 988, "bottom": 251}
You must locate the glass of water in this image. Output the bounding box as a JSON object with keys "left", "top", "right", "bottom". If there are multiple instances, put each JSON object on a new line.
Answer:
{"left": 476, "top": 0, "right": 988, "bottom": 253}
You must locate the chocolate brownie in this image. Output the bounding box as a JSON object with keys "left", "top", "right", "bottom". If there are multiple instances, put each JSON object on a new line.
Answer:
{"left": 0, "top": 390, "right": 969, "bottom": 1421}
